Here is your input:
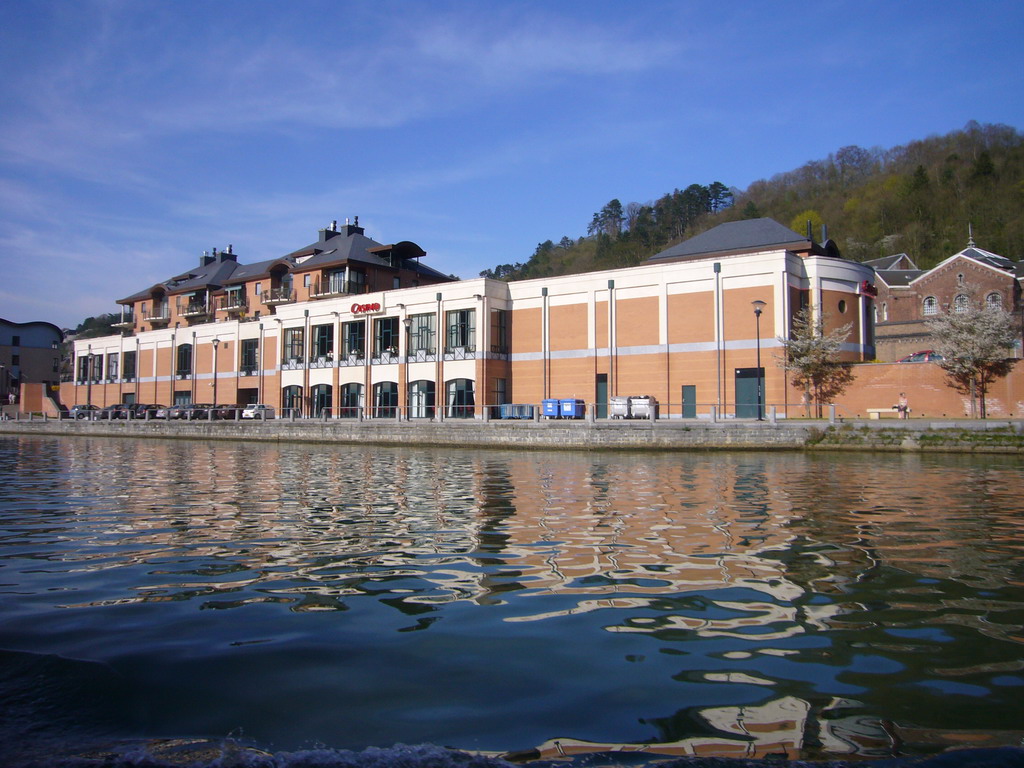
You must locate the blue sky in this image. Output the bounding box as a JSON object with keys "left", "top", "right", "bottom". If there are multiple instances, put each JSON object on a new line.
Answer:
{"left": 2, "top": 1, "right": 1022, "bottom": 329}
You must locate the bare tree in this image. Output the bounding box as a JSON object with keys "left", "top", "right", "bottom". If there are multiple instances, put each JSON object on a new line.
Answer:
{"left": 927, "top": 299, "right": 1018, "bottom": 418}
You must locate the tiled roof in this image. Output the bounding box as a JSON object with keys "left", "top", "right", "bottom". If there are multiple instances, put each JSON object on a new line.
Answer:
{"left": 875, "top": 269, "right": 923, "bottom": 287}
{"left": 648, "top": 218, "right": 810, "bottom": 262}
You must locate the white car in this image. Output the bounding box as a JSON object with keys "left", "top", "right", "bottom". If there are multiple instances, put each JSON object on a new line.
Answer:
{"left": 241, "top": 403, "right": 275, "bottom": 419}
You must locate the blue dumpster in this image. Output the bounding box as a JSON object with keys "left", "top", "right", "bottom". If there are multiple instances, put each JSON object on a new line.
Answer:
{"left": 559, "top": 398, "right": 586, "bottom": 419}
{"left": 542, "top": 399, "right": 561, "bottom": 419}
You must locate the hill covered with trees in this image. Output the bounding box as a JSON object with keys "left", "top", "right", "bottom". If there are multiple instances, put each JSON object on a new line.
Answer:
{"left": 481, "top": 121, "right": 1024, "bottom": 282}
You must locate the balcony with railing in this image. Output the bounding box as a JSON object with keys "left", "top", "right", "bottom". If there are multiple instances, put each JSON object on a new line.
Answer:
{"left": 239, "top": 363, "right": 259, "bottom": 377}
{"left": 262, "top": 288, "right": 296, "bottom": 307}
{"left": 443, "top": 344, "right": 477, "bottom": 361}
{"left": 111, "top": 311, "right": 135, "bottom": 330}
{"left": 407, "top": 347, "right": 437, "bottom": 363}
{"left": 217, "top": 293, "right": 248, "bottom": 315}
{"left": 281, "top": 355, "right": 305, "bottom": 370}
{"left": 371, "top": 347, "right": 400, "bottom": 365}
{"left": 309, "top": 277, "right": 364, "bottom": 299}
{"left": 143, "top": 303, "right": 171, "bottom": 325}
{"left": 177, "top": 298, "right": 212, "bottom": 319}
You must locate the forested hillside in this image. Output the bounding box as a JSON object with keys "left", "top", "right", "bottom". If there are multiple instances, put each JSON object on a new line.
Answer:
{"left": 482, "top": 121, "right": 1024, "bottom": 281}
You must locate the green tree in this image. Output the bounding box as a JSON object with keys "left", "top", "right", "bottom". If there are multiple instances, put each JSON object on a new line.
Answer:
{"left": 927, "top": 299, "right": 1018, "bottom": 418}
{"left": 777, "top": 307, "right": 855, "bottom": 417}
{"left": 790, "top": 210, "right": 824, "bottom": 240}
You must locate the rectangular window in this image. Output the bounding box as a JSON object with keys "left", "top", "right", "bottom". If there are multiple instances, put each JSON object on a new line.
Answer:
{"left": 348, "top": 271, "right": 365, "bottom": 294}
{"left": 11, "top": 335, "right": 19, "bottom": 347}
{"left": 283, "top": 328, "right": 304, "bottom": 362}
{"left": 374, "top": 317, "right": 399, "bottom": 356}
{"left": 303, "top": 274, "right": 311, "bottom": 287}
{"left": 312, "top": 324, "right": 334, "bottom": 358}
{"left": 255, "top": 283, "right": 262, "bottom": 295}
{"left": 408, "top": 313, "right": 435, "bottom": 353}
{"left": 77, "top": 355, "right": 90, "bottom": 383}
{"left": 241, "top": 339, "right": 259, "bottom": 373}
{"left": 490, "top": 309, "right": 508, "bottom": 353}
{"left": 176, "top": 344, "right": 192, "bottom": 376}
{"left": 393, "top": 276, "right": 400, "bottom": 290}
{"left": 106, "top": 353, "right": 118, "bottom": 380}
{"left": 493, "top": 377, "right": 507, "bottom": 405}
{"left": 343, "top": 321, "right": 365, "bottom": 357}
{"left": 328, "top": 269, "right": 345, "bottom": 294}
{"left": 446, "top": 309, "right": 476, "bottom": 351}
{"left": 12, "top": 354, "right": 21, "bottom": 366}
{"left": 91, "top": 354, "right": 103, "bottom": 382}
{"left": 123, "top": 351, "right": 137, "bottom": 380}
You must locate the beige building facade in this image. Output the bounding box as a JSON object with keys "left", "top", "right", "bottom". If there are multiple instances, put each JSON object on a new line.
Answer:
{"left": 62, "top": 219, "right": 875, "bottom": 418}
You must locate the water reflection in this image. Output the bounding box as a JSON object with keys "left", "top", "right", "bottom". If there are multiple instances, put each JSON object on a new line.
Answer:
{"left": 1, "top": 436, "right": 1023, "bottom": 759}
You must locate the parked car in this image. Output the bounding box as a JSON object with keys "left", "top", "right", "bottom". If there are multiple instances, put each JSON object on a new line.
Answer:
{"left": 183, "top": 403, "right": 216, "bottom": 420}
{"left": 69, "top": 404, "right": 99, "bottom": 420}
{"left": 214, "top": 404, "right": 241, "bottom": 420}
{"left": 97, "top": 404, "right": 132, "bottom": 419}
{"left": 242, "top": 403, "right": 275, "bottom": 419}
{"left": 154, "top": 405, "right": 174, "bottom": 419}
{"left": 897, "top": 350, "right": 944, "bottom": 363}
{"left": 165, "top": 404, "right": 196, "bottom": 420}
{"left": 133, "top": 404, "right": 165, "bottom": 419}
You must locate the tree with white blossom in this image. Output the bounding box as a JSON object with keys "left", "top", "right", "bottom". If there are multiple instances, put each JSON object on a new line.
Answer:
{"left": 927, "top": 299, "right": 1018, "bottom": 418}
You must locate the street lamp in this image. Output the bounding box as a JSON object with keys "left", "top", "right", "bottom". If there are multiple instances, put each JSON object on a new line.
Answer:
{"left": 752, "top": 300, "right": 766, "bottom": 421}
{"left": 212, "top": 338, "right": 221, "bottom": 404}
{"left": 403, "top": 316, "right": 413, "bottom": 420}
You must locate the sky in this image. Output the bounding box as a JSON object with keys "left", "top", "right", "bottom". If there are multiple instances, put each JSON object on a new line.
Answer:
{"left": 1, "top": 1, "right": 1023, "bottom": 330}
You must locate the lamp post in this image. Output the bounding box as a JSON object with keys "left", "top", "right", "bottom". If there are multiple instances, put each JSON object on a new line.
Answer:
{"left": 403, "top": 316, "right": 413, "bottom": 420}
{"left": 212, "top": 338, "right": 221, "bottom": 405}
{"left": 752, "top": 300, "right": 766, "bottom": 421}
{"left": 86, "top": 344, "right": 93, "bottom": 408}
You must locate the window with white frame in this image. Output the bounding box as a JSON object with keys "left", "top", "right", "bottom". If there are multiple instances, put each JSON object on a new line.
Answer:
{"left": 922, "top": 296, "right": 938, "bottom": 316}
{"left": 953, "top": 294, "right": 970, "bottom": 313}
{"left": 986, "top": 292, "right": 1002, "bottom": 308}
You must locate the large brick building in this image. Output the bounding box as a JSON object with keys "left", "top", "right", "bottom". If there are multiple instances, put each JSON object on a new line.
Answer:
{"left": 871, "top": 240, "right": 1023, "bottom": 361}
{"left": 62, "top": 218, "right": 875, "bottom": 418}
{"left": 0, "top": 318, "right": 63, "bottom": 413}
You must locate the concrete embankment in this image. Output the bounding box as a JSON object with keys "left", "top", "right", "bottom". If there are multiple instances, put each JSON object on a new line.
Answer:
{"left": 3, "top": 417, "right": 1024, "bottom": 453}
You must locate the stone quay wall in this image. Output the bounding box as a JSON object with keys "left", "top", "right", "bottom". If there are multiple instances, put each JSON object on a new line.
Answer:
{"left": 3, "top": 416, "right": 1024, "bottom": 454}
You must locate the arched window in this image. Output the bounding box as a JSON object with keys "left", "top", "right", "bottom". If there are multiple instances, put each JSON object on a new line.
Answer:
{"left": 446, "top": 378, "right": 475, "bottom": 419}
{"left": 339, "top": 382, "right": 363, "bottom": 418}
{"left": 282, "top": 385, "right": 303, "bottom": 416}
{"left": 310, "top": 384, "right": 332, "bottom": 417}
{"left": 922, "top": 296, "right": 938, "bottom": 316}
{"left": 373, "top": 381, "right": 398, "bottom": 418}
{"left": 986, "top": 292, "right": 1002, "bottom": 309}
{"left": 408, "top": 380, "right": 435, "bottom": 419}
{"left": 882, "top": 302, "right": 888, "bottom": 321}
{"left": 953, "top": 294, "right": 970, "bottom": 314}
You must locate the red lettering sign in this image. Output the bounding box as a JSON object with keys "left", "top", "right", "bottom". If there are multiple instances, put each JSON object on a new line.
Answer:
{"left": 351, "top": 302, "right": 382, "bottom": 314}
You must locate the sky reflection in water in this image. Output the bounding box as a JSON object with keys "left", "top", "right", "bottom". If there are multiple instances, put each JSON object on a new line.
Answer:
{"left": 1, "top": 435, "right": 1023, "bottom": 762}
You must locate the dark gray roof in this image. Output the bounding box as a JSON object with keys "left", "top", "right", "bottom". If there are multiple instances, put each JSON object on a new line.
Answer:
{"left": 648, "top": 218, "right": 810, "bottom": 262}
{"left": 961, "top": 247, "right": 1015, "bottom": 270}
{"left": 875, "top": 269, "right": 924, "bottom": 287}
{"left": 120, "top": 226, "right": 452, "bottom": 303}
{"left": 119, "top": 254, "right": 241, "bottom": 303}
{"left": 864, "top": 253, "right": 918, "bottom": 271}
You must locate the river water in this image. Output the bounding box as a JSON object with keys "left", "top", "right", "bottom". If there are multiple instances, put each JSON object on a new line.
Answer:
{"left": 1, "top": 435, "right": 1023, "bottom": 766}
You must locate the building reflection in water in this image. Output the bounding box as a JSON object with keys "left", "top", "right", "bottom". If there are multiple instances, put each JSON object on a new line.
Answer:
{"left": 5, "top": 436, "right": 1024, "bottom": 759}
